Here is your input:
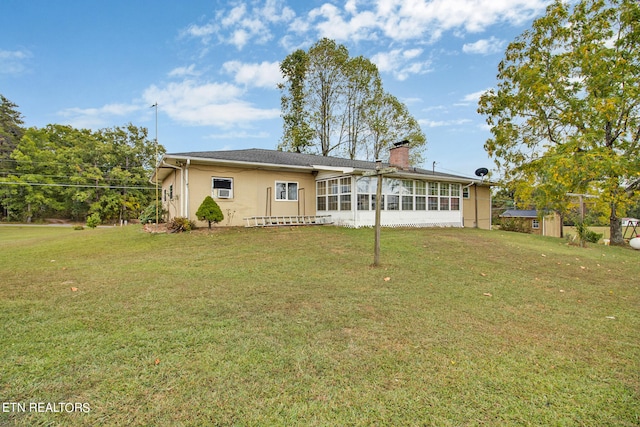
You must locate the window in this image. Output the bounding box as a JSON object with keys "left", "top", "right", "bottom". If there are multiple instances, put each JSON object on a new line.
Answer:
{"left": 387, "top": 195, "right": 399, "bottom": 210}
{"left": 532, "top": 219, "right": 540, "bottom": 229}
{"left": 276, "top": 181, "right": 298, "bottom": 201}
{"left": 213, "top": 177, "right": 233, "bottom": 199}
{"left": 169, "top": 184, "right": 173, "bottom": 200}
{"left": 317, "top": 177, "right": 351, "bottom": 211}
{"left": 428, "top": 196, "right": 439, "bottom": 211}
{"left": 440, "top": 197, "right": 450, "bottom": 211}
{"left": 317, "top": 181, "right": 326, "bottom": 211}
{"left": 357, "top": 194, "right": 370, "bottom": 210}
{"left": 463, "top": 187, "right": 470, "bottom": 199}
{"left": 402, "top": 196, "right": 414, "bottom": 210}
{"left": 440, "top": 183, "right": 450, "bottom": 197}
{"left": 416, "top": 196, "right": 426, "bottom": 210}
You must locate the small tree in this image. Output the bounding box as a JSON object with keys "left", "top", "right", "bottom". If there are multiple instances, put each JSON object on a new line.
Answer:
{"left": 196, "top": 196, "right": 223, "bottom": 229}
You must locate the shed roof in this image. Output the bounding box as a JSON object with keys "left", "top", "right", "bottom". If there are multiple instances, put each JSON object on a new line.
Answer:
{"left": 500, "top": 209, "right": 539, "bottom": 218}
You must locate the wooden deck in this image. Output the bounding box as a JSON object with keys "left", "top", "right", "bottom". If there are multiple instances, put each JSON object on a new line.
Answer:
{"left": 244, "top": 215, "right": 332, "bottom": 227}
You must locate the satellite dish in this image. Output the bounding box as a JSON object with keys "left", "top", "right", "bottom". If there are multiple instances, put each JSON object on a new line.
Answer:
{"left": 475, "top": 167, "right": 489, "bottom": 177}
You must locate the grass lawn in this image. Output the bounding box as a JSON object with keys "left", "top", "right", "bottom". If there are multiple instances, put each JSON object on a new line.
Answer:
{"left": 1, "top": 225, "right": 639, "bottom": 426}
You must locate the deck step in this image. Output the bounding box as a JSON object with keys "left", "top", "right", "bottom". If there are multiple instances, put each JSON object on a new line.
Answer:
{"left": 243, "top": 215, "right": 332, "bottom": 227}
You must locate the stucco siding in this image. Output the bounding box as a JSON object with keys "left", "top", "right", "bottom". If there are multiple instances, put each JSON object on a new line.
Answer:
{"left": 462, "top": 184, "right": 492, "bottom": 229}
{"left": 175, "top": 166, "right": 317, "bottom": 227}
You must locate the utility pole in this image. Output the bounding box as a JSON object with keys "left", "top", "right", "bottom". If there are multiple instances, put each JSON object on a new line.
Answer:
{"left": 152, "top": 102, "right": 158, "bottom": 230}
{"left": 363, "top": 160, "right": 397, "bottom": 266}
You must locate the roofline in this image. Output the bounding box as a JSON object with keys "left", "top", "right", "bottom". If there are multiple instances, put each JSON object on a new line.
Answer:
{"left": 165, "top": 153, "right": 316, "bottom": 171}
{"left": 158, "top": 153, "right": 492, "bottom": 185}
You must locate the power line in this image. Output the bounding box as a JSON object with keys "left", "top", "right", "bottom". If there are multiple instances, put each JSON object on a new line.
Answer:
{"left": 0, "top": 181, "right": 155, "bottom": 190}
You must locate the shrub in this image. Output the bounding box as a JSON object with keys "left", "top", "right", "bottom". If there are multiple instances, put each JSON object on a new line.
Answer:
{"left": 575, "top": 221, "right": 603, "bottom": 245}
{"left": 86, "top": 213, "right": 101, "bottom": 229}
{"left": 167, "top": 217, "right": 195, "bottom": 233}
{"left": 140, "top": 202, "right": 166, "bottom": 224}
{"left": 499, "top": 217, "right": 531, "bottom": 234}
{"left": 196, "top": 196, "right": 224, "bottom": 229}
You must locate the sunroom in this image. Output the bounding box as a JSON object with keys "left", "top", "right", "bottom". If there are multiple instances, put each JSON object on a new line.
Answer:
{"left": 315, "top": 174, "right": 464, "bottom": 228}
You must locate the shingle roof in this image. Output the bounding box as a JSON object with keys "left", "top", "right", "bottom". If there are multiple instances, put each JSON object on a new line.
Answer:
{"left": 500, "top": 209, "right": 539, "bottom": 218}
{"left": 167, "top": 148, "right": 468, "bottom": 180}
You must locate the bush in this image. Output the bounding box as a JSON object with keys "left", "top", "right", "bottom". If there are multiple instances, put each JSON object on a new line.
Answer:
{"left": 86, "top": 213, "right": 101, "bottom": 229}
{"left": 196, "top": 196, "right": 224, "bottom": 229}
{"left": 499, "top": 217, "right": 531, "bottom": 234}
{"left": 140, "top": 202, "right": 166, "bottom": 224}
{"left": 575, "top": 221, "right": 603, "bottom": 244}
{"left": 167, "top": 217, "right": 195, "bottom": 233}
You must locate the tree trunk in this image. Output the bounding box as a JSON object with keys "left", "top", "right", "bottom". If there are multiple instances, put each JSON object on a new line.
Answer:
{"left": 609, "top": 203, "right": 624, "bottom": 246}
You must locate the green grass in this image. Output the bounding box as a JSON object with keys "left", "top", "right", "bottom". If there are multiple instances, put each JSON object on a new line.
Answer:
{"left": 1, "top": 225, "right": 639, "bottom": 426}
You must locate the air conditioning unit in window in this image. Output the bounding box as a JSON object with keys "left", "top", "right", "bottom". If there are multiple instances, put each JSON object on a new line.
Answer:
{"left": 217, "top": 189, "right": 231, "bottom": 199}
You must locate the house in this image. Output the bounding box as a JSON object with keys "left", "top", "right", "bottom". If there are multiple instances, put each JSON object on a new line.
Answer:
{"left": 153, "top": 142, "right": 493, "bottom": 229}
{"left": 499, "top": 209, "right": 562, "bottom": 237}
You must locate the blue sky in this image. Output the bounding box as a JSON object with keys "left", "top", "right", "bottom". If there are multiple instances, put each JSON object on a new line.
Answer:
{"left": 0, "top": 0, "right": 551, "bottom": 178}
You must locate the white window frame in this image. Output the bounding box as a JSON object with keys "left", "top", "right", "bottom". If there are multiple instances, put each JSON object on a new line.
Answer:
{"left": 212, "top": 177, "right": 233, "bottom": 199}
{"left": 275, "top": 181, "right": 298, "bottom": 201}
{"left": 532, "top": 219, "right": 540, "bottom": 229}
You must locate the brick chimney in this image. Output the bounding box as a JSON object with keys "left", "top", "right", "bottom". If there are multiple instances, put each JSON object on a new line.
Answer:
{"left": 389, "top": 140, "right": 410, "bottom": 170}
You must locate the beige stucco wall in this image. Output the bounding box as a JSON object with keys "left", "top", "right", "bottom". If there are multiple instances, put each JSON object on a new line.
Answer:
{"left": 161, "top": 164, "right": 317, "bottom": 227}
{"left": 161, "top": 162, "right": 493, "bottom": 229}
{"left": 462, "top": 184, "right": 492, "bottom": 230}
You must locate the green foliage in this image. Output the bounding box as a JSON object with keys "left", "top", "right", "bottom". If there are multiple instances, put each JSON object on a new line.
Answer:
{"left": 0, "top": 95, "right": 24, "bottom": 171}
{"left": 575, "top": 221, "right": 603, "bottom": 244}
{"left": 139, "top": 201, "right": 166, "bottom": 224}
{"left": 279, "top": 38, "right": 426, "bottom": 162}
{"left": 167, "top": 216, "right": 195, "bottom": 233}
{"left": 478, "top": 0, "right": 640, "bottom": 245}
{"left": 85, "top": 213, "right": 101, "bottom": 229}
{"left": 1, "top": 122, "right": 162, "bottom": 222}
{"left": 196, "top": 196, "right": 223, "bottom": 229}
{"left": 499, "top": 217, "right": 532, "bottom": 234}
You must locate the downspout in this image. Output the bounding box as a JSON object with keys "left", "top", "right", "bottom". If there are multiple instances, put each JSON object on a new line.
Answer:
{"left": 160, "top": 161, "right": 181, "bottom": 221}
{"left": 184, "top": 159, "right": 190, "bottom": 219}
{"left": 474, "top": 183, "right": 479, "bottom": 228}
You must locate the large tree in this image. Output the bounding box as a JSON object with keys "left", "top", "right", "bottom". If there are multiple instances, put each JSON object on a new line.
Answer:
{"left": 0, "top": 95, "right": 24, "bottom": 165}
{"left": 4, "top": 124, "right": 161, "bottom": 222}
{"left": 279, "top": 38, "right": 426, "bottom": 163}
{"left": 478, "top": 0, "right": 640, "bottom": 245}
{"left": 0, "top": 95, "right": 25, "bottom": 218}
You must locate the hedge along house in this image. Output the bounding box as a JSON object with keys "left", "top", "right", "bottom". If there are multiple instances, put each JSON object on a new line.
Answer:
{"left": 153, "top": 142, "right": 493, "bottom": 229}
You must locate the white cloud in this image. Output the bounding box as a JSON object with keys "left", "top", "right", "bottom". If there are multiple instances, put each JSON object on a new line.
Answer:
{"left": 168, "top": 64, "right": 200, "bottom": 77}
{"left": 371, "top": 49, "right": 432, "bottom": 81}
{"left": 222, "top": 61, "right": 282, "bottom": 89}
{"left": 182, "top": 23, "right": 216, "bottom": 40}
{"left": 205, "top": 130, "right": 271, "bottom": 140}
{"left": 462, "top": 36, "right": 506, "bottom": 55}
{"left": 420, "top": 118, "right": 472, "bottom": 128}
{"left": 142, "top": 79, "right": 280, "bottom": 127}
{"left": 184, "top": 0, "right": 296, "bottom": 50}
{"left": 297, "top": 0, "right": 549, "bottom": 44}
{"left": 461, "top": 89, "right": 490, "bottom": 104}
{"left": 0, "top": 49, "right": 32, "bottom": 75}
{"left": 58, "top": 103, "right": 141, "bottom": 129}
